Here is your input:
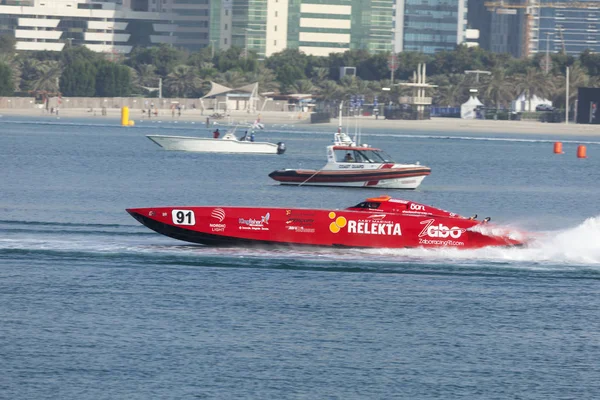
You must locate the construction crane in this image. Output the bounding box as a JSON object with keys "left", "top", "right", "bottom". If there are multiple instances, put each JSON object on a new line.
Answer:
{"left": 484, "top": 1, "right": 600, "bottom": 58}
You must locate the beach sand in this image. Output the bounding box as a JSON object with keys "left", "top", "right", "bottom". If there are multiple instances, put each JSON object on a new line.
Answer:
{"left": 1, "top": 107, "right": 599, "bottom": 136}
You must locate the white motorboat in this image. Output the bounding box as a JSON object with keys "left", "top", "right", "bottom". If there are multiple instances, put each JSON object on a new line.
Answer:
{"left": 146, "top": 127, "right": 285, "bottom": 155}
{"left": 268, "top": 104, "right": 430, "bottom": 189}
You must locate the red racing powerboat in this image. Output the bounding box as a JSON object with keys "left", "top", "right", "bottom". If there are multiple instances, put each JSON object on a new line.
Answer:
{"left": 127, "top": 195, "right": 526, "bottom": 249}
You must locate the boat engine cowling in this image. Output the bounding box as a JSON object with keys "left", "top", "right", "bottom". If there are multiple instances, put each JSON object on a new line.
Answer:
{"left": 277, "top": 142, "right": 286, "bottom": 155}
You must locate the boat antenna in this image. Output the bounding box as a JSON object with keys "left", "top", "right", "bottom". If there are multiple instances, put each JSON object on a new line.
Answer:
{"left": 338, "top": 101, "right": 343, "bottom": 134}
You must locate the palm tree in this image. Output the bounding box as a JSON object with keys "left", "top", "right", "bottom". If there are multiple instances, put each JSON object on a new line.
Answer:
{"left": 310, "top": 67, "right": 329, "bottom": 85}
{"left": 480, "top": 68, "right": 516, "bottom": 110}
{"left": 30, "top": 60, "right": 62, "bottom": 92}
{"left": 215, "top": 70, "right": 246, "bottom": 89}
{"left": 550, "top": 63, "right": 590, "bottom": 109}
{"left": 135, "top": 64, "right": 159, "bottom": 87}
{"left": 513, "top": 67, "right": 553, "bottom": 111}
{"left": 289, "top": 79, "right": 315, "bottom": 94}
{"left": 164, "top": 65, "right": 201, "bottom": 97}
{"left": 319, "top": 80, "right": 343, "bottom": 102}
{"left": 244, "top": 65, "right": 279, "bottom": 93}
{"left": 430, "top": 74, "right": 468, "bottom": 107}
{"left": 17, "top": 58, "right": 42, "bottom": 92}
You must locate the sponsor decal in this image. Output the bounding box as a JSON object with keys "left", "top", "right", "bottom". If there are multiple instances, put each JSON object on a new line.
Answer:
{"left": 328, "top": 212, "right": 347, "bottom": 233}
{"left": 286, "top": 218, "right": 314, "bottom": 225}
{"left": 162, "top": 212, "right": 168, "bottom": 217}
{"left": 418, "top": 238, "right": 465, "bottom": 246}
{"left": 210, "top": 208, "right": 226, "bottom": 232}
{"left": 347, "top": 220, "right": 402, "bottom": 236}
{"left": 286, "top": 226, "right": 316, "bottom": 233}
{"left": 389, "top": 199, "right": 409, "bottom": 204}
{"left": 211, "top": 208, "right": 226, "bottom": 222}
{"left": 418, "top": 219, "right": 466, "bottom": 239}
{"left": 329, "top": 212, "right": 401, "bottom": 236}
{"left": 367, "top": 214, "right": 386, "bottom": 220}
{"left": 239, "top": 213, "right": 270, "bottom": 231}
{"left": 149, "top": 211, "right": 155, "bottom": 216}
{"left": 409, "top": 203, "right": 426, "bottom": 211}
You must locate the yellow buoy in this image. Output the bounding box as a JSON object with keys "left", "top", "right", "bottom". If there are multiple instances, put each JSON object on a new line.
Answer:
{"left": 121, "top": 106, "right": 129, "bottom": 126}
{"left": 128, "top": 120, "right": 135, "bottom": 127}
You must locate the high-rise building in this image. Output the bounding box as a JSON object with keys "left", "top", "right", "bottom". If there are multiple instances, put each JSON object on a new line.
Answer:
{"left": 0, "top": 0, "right": 177, "bottom": 53}
{"left": 478, "top": 0, "right": 600, "bottom": 58}
{"left": 536, "top": 0, "right": 600, "bottom": 57}
{"left": 163, "top": 0, "right": 210, "bottom": 52}
{"left": 394, "top": 0, "right": 468, "bottom": 54}
{"left": 210, "top": 0, "right": 394, "bottom": 59}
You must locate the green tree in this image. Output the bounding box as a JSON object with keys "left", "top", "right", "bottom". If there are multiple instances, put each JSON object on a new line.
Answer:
{"left": 127, "top": 44, "right": 186, "bottom": 77}
{"left": 430, "top": 74, "right": 469, "bottom": 107}
{"left": 60, "top": 46, "right": 100, "bottom": 66}
{"left": 213, "top": 47, "right": 258, "bottom": 73}
{"left": 551, "top": 63, "right": 589, "bottom": 109}
{"left": 60, "top": 60, "right": 96, "bottom": 96}
{"left": 513, "top": 67, "right": 553, "bottom": 111}
{"left": 289, "top": 79, "right": 315, "bottom": 94}
{"left": 480, "top": 68, "right": 516, "bottom": 110}
{"left": 95, "top": 62, "right": 131, "bottom": 96}
{"left": 0, "top": 62, "right": 14, "bottom": 95}
{"left": 244, "top": 65, "right": 279, "bottom": 93}
{"left": 0, "top": 34, "right": 16, "bottom": 63}
{"left": 319, "top": 80, "right": 343, "bottom": 102}
{"left": 266, "top": 49, "right": 308, "bottom": 83}
{"left": 579, "top": 49, "right": 600, "bottom": 77}
{"left": 355, "top": 52, "right": 390, "bottom": 81}
{"left": 164, "top": 65, "right": 200, "bottom": 97}
{"left": 215, "top": 70, "right": 246, "bottom": 89}
{"left": 30, "top": 60, "right": 62, "bottom": 92}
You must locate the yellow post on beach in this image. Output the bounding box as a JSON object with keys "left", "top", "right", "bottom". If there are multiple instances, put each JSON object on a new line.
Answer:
{"left": 121, "top": 106, "right": 129, "bottom": 126}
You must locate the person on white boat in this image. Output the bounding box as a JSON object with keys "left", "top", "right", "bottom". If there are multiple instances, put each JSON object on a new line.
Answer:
{"left": 250, "top": 132, "right": 255, "bottom": 142}
{"left": 240, "top": 131, "right": 248, "bottom": 141}
{"left": 344, "top": 152, "right": 354, "bottom": 162}
{"left": 213, "top": 129, "right": 220, "bottom": 139}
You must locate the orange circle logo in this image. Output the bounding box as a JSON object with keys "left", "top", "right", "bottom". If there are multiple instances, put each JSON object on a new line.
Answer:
{"left": 328, "top": 212, "right": 347, "bottom": 233}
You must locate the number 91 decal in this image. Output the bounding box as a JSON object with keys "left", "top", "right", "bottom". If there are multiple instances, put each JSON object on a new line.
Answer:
{"left": 172, "top": 209, "right": 195, "bottom": 226}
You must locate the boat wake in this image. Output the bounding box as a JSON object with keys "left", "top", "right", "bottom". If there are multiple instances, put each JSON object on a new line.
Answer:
{"left": 1, "top": 216, "right": 600, "bottom": 273}
{"left": 359, "top": 215, "right": 600, "bottom": 268}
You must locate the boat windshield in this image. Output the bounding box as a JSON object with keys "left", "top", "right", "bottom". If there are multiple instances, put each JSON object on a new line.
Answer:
{"left": 351, "top": 201, "right": 381, "bottom": 209}
{"left": 335, "top": 149, "right": 395, "bottom": 163}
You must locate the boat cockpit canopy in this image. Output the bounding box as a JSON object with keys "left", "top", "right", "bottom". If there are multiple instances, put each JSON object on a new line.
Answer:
{"left": 350, "top": 201, "right": 382, "bottom": 209}
{"left": 334, "top": 148, "right": 395, "bottom": 163}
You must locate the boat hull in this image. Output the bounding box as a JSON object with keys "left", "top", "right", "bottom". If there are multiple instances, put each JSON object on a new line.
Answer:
{"left": 147, "top": 135, "right": 283, "bottom": 154}
{"left": 127, "top": 205, "right": 523, "bottom": 249}
{"left": 268, "top": 167, "right": 431, "bottom": 189}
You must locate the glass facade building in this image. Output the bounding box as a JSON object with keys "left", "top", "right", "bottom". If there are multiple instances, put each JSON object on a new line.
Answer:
{"left": 398, "top": 0, "right": 468, "bottom": 54}
{"left": 211, "top": 0, "right": 394, "bottom": 58}
{"left": 288, "top": 0, "right": 394, "bottom": 55}
{"left": 536, "top": 0, "right": 600, "bottom": 57}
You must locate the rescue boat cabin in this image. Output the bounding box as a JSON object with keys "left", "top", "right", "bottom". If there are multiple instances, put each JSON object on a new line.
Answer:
{"left": 328, "top": 146, "right": 396, "bottom": 164}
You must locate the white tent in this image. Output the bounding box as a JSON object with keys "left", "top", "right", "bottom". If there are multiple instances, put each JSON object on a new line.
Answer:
{"left": 460, "top": 95, "right": 484, "bottom": 119}
{"left": 511, "top": 92, "right": 552, "bottom": 112}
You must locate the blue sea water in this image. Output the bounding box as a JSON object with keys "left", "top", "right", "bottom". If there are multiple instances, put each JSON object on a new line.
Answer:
{"left": 1, "top": 115, "right": 600, "bottom": 399}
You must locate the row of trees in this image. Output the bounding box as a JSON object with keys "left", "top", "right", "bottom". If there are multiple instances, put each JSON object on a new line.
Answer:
{"left": 1, "top": 33, "right": 600, "bottom": 108}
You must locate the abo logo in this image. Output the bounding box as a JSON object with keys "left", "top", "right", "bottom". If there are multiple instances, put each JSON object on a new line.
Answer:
{"left": 419, "top": 219, "right": 465, "bottom": 239}
{"left": 328, "top": 212, "right": 347, "bottom": 233}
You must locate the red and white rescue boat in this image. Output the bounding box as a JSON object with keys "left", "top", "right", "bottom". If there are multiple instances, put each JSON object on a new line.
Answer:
{"left": 127, "top": 195, "right": 526, "bottom": 249}
{"left": 269, "top": 120, "right": 430, "bottom": 189}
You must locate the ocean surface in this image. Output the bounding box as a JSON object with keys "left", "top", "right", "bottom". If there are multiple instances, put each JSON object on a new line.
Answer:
{"left": 1, "top": 115, "right": 600, "bottom": 399}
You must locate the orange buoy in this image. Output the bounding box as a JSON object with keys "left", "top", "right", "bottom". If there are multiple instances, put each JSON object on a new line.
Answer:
{"left": 577, "top": 145, "right": 587, "bottom": 158}
{"left": 554, "top": 142, "right": 563, "bottom": 154}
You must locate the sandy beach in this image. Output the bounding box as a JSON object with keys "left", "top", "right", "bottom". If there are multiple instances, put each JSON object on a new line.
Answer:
{"left": 1, "top": 107, "right": 599, "bottom": 136}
